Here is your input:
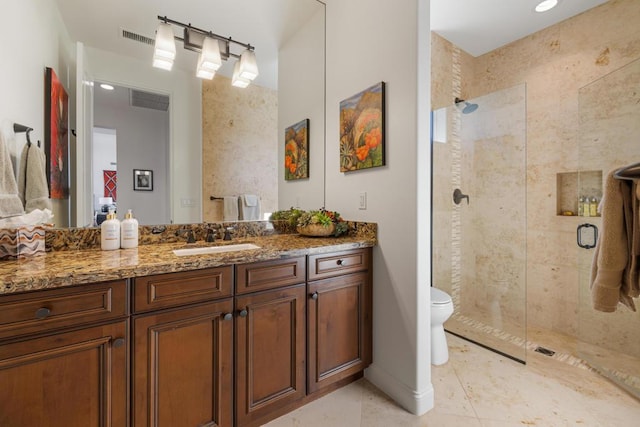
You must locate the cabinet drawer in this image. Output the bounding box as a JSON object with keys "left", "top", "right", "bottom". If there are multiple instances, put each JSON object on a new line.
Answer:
{"left": 0, "top": 280, "right": 128, "bottom": 340}
{"left": 308, "top": 248, "right": 371, "bottom": 281}
{"left": 133, "top": 266, "right": 233, "bottom": 313}
{"left": 235, "top": 257, "right": 305, "bottom": 295}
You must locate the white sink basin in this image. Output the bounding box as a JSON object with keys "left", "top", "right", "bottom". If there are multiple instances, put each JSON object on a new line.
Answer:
{"left": 173, "top": 243, "right": 261, "bottom": 256}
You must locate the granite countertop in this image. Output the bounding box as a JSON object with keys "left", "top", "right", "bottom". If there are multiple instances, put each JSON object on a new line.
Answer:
{"left": 0, "top": 233, "right": 376, "bottom": 296}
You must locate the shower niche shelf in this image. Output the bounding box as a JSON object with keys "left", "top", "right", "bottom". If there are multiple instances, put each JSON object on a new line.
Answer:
{"left": 556, "top": 170, "right": 602, "bottom": 217}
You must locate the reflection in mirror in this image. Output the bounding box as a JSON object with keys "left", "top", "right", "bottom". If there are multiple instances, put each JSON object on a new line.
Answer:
{"left": 48, "top": 0, "right": 327, "bottom": 228}
{"left": 92, "top": 83, "right": 171, "bottom": 226}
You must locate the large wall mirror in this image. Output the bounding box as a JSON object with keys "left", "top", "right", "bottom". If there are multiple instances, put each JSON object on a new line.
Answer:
{"left": 52, "top": 0, "right": 326, "bottom": 227}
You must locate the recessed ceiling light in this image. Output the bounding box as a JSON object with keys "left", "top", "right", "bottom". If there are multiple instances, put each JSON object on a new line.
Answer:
{"left": 535, "top": 0, "right": 558, "bottom": 13}
{"left": 100, "top": 83, "right": 115, "bottom": 90}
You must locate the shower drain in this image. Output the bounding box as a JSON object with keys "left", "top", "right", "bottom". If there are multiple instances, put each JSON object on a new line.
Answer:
{"left": 534, "top": 346, "right": 556, "bottom": 357}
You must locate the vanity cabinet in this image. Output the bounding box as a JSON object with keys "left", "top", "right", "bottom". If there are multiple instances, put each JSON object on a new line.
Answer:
{"left": 0, "top": 280, "right": 129, "bottom": 427}
{"left": 307, "top": 248, "right": 372, "bottom": 394}
{"left": 234, "top": 257, "right": 307, "bottom": 427}
{"left": 0, "top": 246, "right": 373, "bottom": 427}
{"left": 131, "top": 267, "right": 234, "bottom": 427}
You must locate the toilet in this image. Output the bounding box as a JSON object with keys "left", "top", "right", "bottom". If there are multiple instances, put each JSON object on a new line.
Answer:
{"left": 430, "top": 287, "right": 454, "bottom": 365}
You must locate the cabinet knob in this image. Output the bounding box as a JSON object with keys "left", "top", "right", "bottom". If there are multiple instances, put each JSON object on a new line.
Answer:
{"left": 35, "top": 307, "right": 51, "bottom": 319}
{"left": 239, "top": 309, "right": 248, "bottom": 317}
{"left": 113, "top": 338, "right": 126, "bottom": 348}
{"left": 223, "top": 313, "right": 233, "bottom": 321}
{"left": 336, "top": 259, "right": 344, "bottom": 266}
{"left": 310, "top": 292, "right": 318, "bottom": 300}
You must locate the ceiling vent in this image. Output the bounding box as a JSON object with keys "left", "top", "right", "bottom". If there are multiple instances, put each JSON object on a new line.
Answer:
{"left": 120, "top": 28, "right": 155, "bottom": 46}
{"left": 130, "top": 89, "right": 170, "bottom": 112}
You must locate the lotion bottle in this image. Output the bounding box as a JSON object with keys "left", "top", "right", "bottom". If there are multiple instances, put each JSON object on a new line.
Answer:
{"left": 121, "top": 209, "right": 139, "bottom": 249}
{"left": 101, "top": 209, "right": 121, "bottom": 250}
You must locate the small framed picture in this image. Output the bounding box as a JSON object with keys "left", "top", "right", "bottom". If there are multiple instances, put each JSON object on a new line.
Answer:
{"left": 133, "top": 169, "right": 153, "bottom": 191}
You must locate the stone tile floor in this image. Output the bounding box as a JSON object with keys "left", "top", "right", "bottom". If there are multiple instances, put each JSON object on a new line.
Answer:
{"left": 265, "top": 333, "right": 640, "bottom": 426}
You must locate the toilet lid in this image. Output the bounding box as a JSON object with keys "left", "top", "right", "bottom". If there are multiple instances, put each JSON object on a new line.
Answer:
{"left": 431, "top": 287, "right": 452, "bottom": 305}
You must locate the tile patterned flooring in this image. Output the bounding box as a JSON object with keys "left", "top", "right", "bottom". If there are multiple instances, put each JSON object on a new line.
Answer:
{"left": 265, "top": 333, "right": 640, "bottom": 427}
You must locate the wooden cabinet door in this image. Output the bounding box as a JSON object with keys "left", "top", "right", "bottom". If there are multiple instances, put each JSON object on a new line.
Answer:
{"left": 235, "top": 284, "right": 306, "bottom": 427}
{"left": 132, "top": 299, "right": 234, "bottom": 427}
{"left": 0, "top": 321, "right": 128, "bottom": 427}
{"left": 307, "top": 271, "right": 372, "bottom": 394}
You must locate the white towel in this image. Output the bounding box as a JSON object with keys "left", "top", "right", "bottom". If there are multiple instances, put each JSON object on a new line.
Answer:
{"left": 223, "top": 196, "right": 239, "bottom": 221}
{"left": 239, "top": 194, "right": 260, "bottom": 220}
{"left": 0, "top": 125, "right": 25, "bottom": 218}
{"left": 18, "top": 142, "right": 52, "bottom": 213}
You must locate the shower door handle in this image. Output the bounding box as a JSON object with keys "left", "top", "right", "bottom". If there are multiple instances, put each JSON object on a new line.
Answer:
{"left": 577, "top": 223, "right": 598, "bottom": 249}
{"left": 453, "top": 189, "right": 469, "bottom": 205}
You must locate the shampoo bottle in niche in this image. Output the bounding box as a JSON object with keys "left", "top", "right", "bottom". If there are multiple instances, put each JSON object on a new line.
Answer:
{"left": 589, "top": 197, "right": 598, "bottom": 217}
{"left": 121, "top": 209, "right": 139, "bottom": 249}
{"left": 101, "top": 209, "right": 121, "bottom": 250}
{"left": 578, "top": 196, "right": 584, "bottom": 216}
{"left": 583, "top": 196, "right": 590, "bottom": 217}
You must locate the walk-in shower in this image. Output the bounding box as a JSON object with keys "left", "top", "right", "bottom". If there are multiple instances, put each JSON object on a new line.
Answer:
{"left": 575, "top": 57, "right": 640, "bottom": 398}
{"left": 432, "top": 84, "right": 527, "bottom": 363}
{"left": 431, "top": 58, "right": 640, "bottom": 400}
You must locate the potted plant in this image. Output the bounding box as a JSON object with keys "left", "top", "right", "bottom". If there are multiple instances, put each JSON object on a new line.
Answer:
{"left": 296, "top": 208, "right": 348, "bottom": 237}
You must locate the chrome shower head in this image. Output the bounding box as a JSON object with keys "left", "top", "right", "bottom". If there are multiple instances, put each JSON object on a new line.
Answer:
{"left": 454, "top": 97, "right": 479, "bottom": 114}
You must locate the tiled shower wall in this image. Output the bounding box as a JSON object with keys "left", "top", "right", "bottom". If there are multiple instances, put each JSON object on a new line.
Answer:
{"left": 431, "top": 0, "right": 640, "bottom": 340}
{"left": 201, "top": 76, "right": 278, "bottom": 222}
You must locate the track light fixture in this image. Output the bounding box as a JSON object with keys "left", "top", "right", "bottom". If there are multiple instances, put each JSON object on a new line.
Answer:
{"left": 152, "top": 16, "right": 259, "bottom": 86}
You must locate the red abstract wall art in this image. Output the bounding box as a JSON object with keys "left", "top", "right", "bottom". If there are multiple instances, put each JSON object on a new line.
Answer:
{"left": 45, "top": 67, "right": 69, "bottom": 199}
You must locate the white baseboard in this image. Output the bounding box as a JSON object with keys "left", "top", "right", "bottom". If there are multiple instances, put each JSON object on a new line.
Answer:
{"left": 365, "top": 363, "right": 434, "bottom": 416}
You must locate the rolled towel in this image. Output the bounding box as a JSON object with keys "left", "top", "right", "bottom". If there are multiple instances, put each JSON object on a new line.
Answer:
{"left": 0, "top": 124, "right": 25, "bottom": 218}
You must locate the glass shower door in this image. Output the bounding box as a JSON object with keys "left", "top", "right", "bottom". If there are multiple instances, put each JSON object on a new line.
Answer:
{"left": 432, "top": 84, "right": 527, "bottom": 362}
{"left": 577, "top": 58, "right": 640, "bottom": 398}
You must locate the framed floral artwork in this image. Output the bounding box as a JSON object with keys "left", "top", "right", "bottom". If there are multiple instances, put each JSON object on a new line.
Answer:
{"left": 45, "top": 67, "right": 70, "bottom": 199}
{"left": 339, "top": 81, "right": 385, "bottom": 172}
{"left": 284, "top": 118, "right": 309, "bottom": 180}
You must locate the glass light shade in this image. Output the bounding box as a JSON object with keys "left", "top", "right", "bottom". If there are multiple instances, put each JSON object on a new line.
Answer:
{"left": 153, "top": 22, "right": 176, "bottom": 62}
{"left": 198, "top": 37, "right": 222, "bottom": 71}
{"left": 232, "top": 60, "right": 251, "bottom": 88}
{"left": 153, "top": 55, "right": 173, "bottom": 71}
{"left": 238, "top": 49, "right": 259, "bottom": 81}
{"left": 196, "top": 68, "right": 215, "bottom": 80}
{"left": 196, "top": 37, "right": 222, "bottom": 80}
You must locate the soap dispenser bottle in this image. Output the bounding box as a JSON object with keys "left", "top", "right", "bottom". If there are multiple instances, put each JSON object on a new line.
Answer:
{"left": 101, "top": 209, "right": 121, "bottom": 250}
{"left": 121, "top": 209, "right": 139, "bottom": 249}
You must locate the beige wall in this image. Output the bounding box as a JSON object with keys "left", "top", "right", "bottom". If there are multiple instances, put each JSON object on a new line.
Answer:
{"left": 324, "top": 0, "right": 433, "bottom": 415}
{"left": 431, "top": 0, "right": 640, "bottom": 349}
{"left": 201, "top": 76, "right": 278, "bottom": 222}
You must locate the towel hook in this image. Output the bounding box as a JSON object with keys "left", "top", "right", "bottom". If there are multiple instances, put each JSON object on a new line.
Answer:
{"left": 12, "top": 123, "right": 34, "bottom": 147}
